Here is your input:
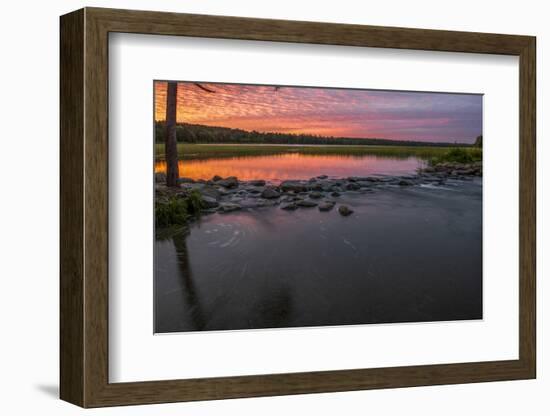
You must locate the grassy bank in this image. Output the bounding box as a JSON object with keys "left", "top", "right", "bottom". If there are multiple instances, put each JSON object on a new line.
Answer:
{"left": 428, "top": 147, "right": 482, "bottom": 165}
{"left": 155, "top": 189, "right": 203, "bottom": 229}
{"left": 155, "top": 143, "right": 481, "bottom": 161}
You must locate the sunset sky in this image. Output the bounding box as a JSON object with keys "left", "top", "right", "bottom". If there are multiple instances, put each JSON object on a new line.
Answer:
{"left": 154, "top": 81, "right": 482, "bottom": 143}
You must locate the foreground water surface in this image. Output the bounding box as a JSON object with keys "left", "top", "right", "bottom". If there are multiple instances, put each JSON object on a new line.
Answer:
{"left": 155, "top": 179, "right": 482, "bottom": 333}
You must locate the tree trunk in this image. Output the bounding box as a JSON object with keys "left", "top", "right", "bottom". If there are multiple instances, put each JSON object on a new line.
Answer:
{"left": 164, "top": 81, "right": 179, "bottom": 187}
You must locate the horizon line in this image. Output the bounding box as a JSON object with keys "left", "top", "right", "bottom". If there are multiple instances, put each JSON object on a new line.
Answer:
{"left": 154, "top": 120, "right": 480, "bottom": 146}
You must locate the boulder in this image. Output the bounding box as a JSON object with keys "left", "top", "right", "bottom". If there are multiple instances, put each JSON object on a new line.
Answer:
{"left": 338, "top": 205, "right": 354, "bottom": 216}
{"left": 318, "top": 201, "right": 336, "bottom": 212}
{"left": 331, "top": 191, "right": 341, "bottom": 197}
{"left": 280, "top": 202, "right": 298, "bottom": 210}
{"left": 398, "top": 179, "right": 413, "bottom": 186}
{"left": 199, "top": 186, "right": 221, "bottom": 200}
{"left": 211, "top": 175, "right": 223, "bottom": 182}
{"left": 309, "top": 183, "right": 324, "bottom": 191}
{"left": 219, "top": 202, "right": 242, "bottom": 213}
{"left": 345, "top": 182, "right": 361, "bottom": 191}
{"left": 217, "top": 176, "right": 239, "bottom": 189}
{"left": 280, "top": 181, "right": 307, "bottom": 193}
{"left": 256, "top": 199, "right": 278, "bottom": 208}
{"left": 261, "top": 187, "right": 281, "bottom": 199}
{"left": 296, "top": 200, "right": 318, "bottom": 208}
{"left": 201, "top": 196, "right": 219, "bottom": 209}
{"left": 309, "top": 191, "right": 323, "bottom": 199}
{"left": 280, "top": 195, "right": 298, "bottom": 203}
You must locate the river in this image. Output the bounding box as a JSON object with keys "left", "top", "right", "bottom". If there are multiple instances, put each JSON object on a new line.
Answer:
{"left": 154, "top": 176, "right": 482, "bottom": 333}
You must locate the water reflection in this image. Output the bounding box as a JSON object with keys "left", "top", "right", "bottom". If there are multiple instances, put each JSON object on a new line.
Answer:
{"left": 171, "top": 230, "right": 207, "bottom": 330}
{"left": 155, "top": 153, "right": 424, "bottom": 183}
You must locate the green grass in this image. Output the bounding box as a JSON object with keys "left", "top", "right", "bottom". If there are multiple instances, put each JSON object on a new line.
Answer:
{"left": 155, "top": 189, "right": 203, "bottom": 228}
{"left": 429, "top": 147, "right": 482, "bottom": 166}
{"left": 155, "top": 143, "right": 481, "bottom": 161}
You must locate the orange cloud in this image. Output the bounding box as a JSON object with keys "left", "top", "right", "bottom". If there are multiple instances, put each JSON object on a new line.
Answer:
{"left": 154, "top": 81, "right": 482, "bottom": 142}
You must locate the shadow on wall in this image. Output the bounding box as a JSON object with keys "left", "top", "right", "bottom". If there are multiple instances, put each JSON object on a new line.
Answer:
{"left": 34, "top": 384, "right": 58, "bottom": 399}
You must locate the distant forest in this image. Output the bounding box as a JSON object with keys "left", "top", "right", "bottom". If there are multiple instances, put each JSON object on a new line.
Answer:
{"left": 154, "top": 121, "right": 478, "bottom": 147}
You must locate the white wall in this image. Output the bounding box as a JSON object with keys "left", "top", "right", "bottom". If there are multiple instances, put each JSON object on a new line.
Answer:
{"left": 0, "top": 0, "right": 546, "bottom": 414}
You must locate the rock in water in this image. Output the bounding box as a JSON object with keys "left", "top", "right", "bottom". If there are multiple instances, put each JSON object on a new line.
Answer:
{"left": 309, "top": 191, "right": 323, "bottom": 199}
{"left": 338, "top": 205, "right": 354, "bottom": 216}
{"left": 318, "top": 201, "right": 335, "bottom": 211}
{"left": 345, "top": 182, "right": 361, "bottom": 191}
{"left": 280, "top": 195, "right": 297, "bottom": 203}
{"left": 201, "top": 195, "right": 219, "bottom": 209}
{"left": 280, "top": 202, "right": 298, "bottom": 210}
{"left": 200, "top": 186, "right": 221, "bottom": 200}
{"left": 261, "top": 187, "right": 281, "bottom": 199}
{"left": 296, "top": 200, "right": 318, "bottom": 208}
{"left": 331, "top": 191, "right": 341, "bottom": 197}
{"left": 219, "top": 202, "right": 242, "bottom": 213}
{"left": 398, "top": 179, "right": 413, "bottom": 186}
{"left": 280, "top": 181, "right": 307, "bottom": 193}
{"left": 218, "top": 176, "right": 239, "bottom": 189}
{"left": 309, "top": 183, "right": 324, "bottom": 191}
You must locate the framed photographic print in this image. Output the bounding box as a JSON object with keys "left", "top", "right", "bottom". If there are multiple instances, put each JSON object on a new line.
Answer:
{"left": 60, "top": 7, "right": 536, "bottom": 407}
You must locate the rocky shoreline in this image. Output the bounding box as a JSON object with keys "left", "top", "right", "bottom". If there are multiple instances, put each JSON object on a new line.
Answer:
{"left": 155, "top": 161, "right": 481, "bottom": 221}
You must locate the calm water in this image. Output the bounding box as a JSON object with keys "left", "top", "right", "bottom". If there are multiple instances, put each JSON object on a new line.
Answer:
{"left": 155, "top": 180, "right": 482, "bottom": 333}
{"left": 155, "top": 153, "right": 425, "bottom": 183}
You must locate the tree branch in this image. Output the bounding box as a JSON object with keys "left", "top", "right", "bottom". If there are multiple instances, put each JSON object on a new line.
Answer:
{"left": 194, "top": 83, "right": 216, "bottom": 93}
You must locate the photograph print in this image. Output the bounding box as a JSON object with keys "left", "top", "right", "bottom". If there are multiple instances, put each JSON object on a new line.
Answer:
{"left": 154, "top": 81, "right": 483, "bottom": 334}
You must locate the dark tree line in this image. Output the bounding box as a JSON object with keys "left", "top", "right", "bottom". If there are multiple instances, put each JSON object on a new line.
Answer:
{"left": 155, "top": 121, "right": 473, "bottom": 148}
{"left": 474, "top": 135, "right": 483, "bottom": 148}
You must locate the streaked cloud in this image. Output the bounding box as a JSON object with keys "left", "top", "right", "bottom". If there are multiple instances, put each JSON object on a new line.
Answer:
{"left": 154, "top": 81, "right": 482, "bottom": 143}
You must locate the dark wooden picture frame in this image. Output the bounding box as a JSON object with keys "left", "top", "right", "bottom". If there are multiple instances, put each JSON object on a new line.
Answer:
{"left": 60, "top": 7, "right": 536, "bottom": 408}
